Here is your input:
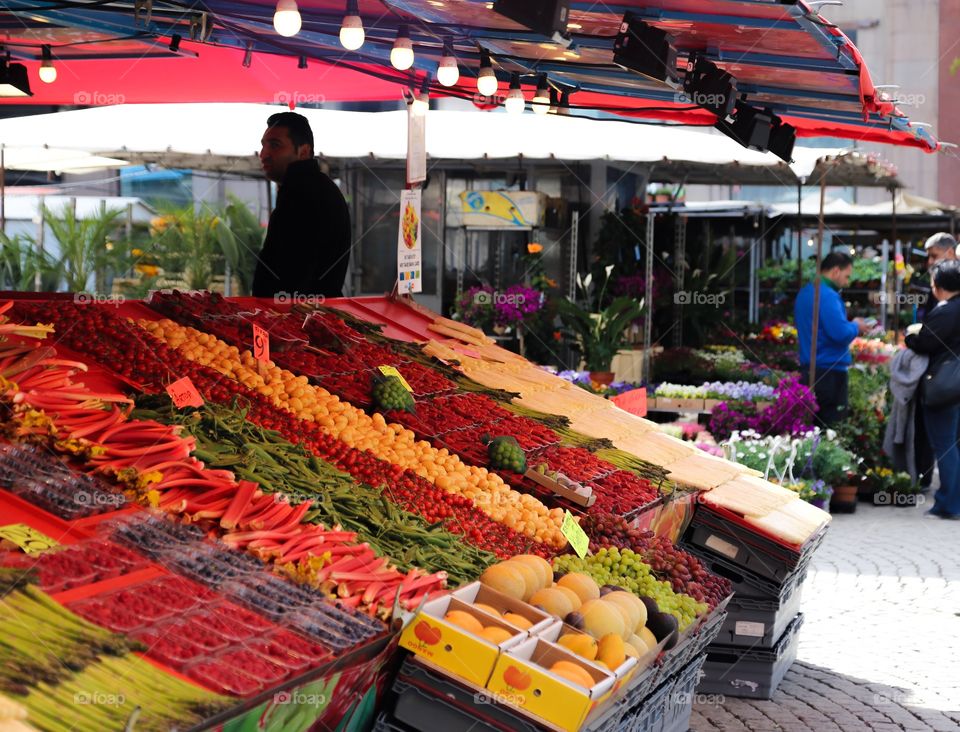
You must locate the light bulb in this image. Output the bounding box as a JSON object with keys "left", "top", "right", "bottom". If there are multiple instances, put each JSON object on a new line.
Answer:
{"left": 274, "top": 0, "right": 301, "bottom": 37}
{"left": 339, "top": 15, "right": 364, "bottom": 50}
{"left": 437, "top": 45, "right": 459, "bottom": 86}
{"left": 391, "top": 26, "right": 414, "bottom": 70}
{"left": 532, "top": 73, "right": 549, "bottom": 115}
{"left": 38, "top": 46, "right": 56, "bottom": 83}
{"left": 504, "top": 72, "right": 524, "bottom": 114}
{"left": 476, "top": 48, "right": 498, "bottom": 96}
{"left": 411, "top": 93, "right": 429, "bottom": 116}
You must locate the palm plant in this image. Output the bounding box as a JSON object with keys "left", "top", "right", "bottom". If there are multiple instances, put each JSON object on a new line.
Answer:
{"left": 558, "top": 265, "right": 645, "bottom": 372}
{"left": 213, "top": 196, "right": 264, "bottom": 294}
{"left": 0, "top": 231, "right": 58, "bottom": 291}
{"left": 39, "top": 204, "right": 125, "bottom": 293}
{"left": 151, "top": 204, "right": 222, "bottom": 291}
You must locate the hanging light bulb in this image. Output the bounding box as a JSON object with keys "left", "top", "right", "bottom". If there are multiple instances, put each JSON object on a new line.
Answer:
{"left": 437, "top": 42, "right": 459, "bottom": 87}
{"left": 476, "top": 48, "right": 498, "bottom": 97}
{"left": 504, "top": 72, "right": 524, "bottom": 114}
{"left": 273, "top": 0, "right": 301, "bottom": 37}
{"left": 38, "top": 45, "right": 56, "bottom": 84}
{"left": 532, "top": 73, "right": 550, "bottom": 115}
{"left": 411, "top": 74, "right": 430, "bottom": 116}
{"left": 391, "top": 25, "right": 414, "bottom": 70}
{"left": 242, "top": 41, "right": 254, "bottom": 68}
{"left": 339, "top": 0, "right": 364, "bottom": 50}
{"left": 557, "top": 89, "right": 571, "bottom": 116}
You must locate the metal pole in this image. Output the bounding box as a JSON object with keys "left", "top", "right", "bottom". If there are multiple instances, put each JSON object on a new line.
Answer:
{"left": 891, "top": 188, "right": 900, "bottom": 336}
{"left": 34, "top": 198, "right": 45, "bottom": 292}
{"left": 796, "top": 182, "right": 803, "bottom": 290}
{"left": 672, "top": 214, "right": 686, "bottom": 347}
{"left": 568, "top": 211, "right": 579, "bottom": 302}
{"left": 642, "top": 212, "right": 655, "bottom": 382}
{"left": 807, "top": 176, "right": 828, "bottom": 388}
{"left": 1, "top": 146, "right": 5, "bottom": 234}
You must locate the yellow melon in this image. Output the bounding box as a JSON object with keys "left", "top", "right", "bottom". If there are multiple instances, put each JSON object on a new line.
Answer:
{"left": 511, "top": 554, "right": 552, "bottom": 590}
{"left": 529, "top": 587, "right": 574, "bottom": 618}
{"left": 444, "top": 610, "right": 484, "bottom": 635}
{"left": 629, "top": 633, "right": 651, "bottom": 656}
{"left": 554, "top": 585, "right": 582, "bottom": 612}
{"left": 638, "top": 626, "right": 658, "bottom": 651}
{"left": 557, "top": 633, "right": 598, "bottom": 661}
{"left": 549, "top": 660, "right": 596, "bottom": 689}
{"left": 479, "top": 626, "right": 515, "bottom": 645}
{"left": 502, "top": 612, "right": 533, "bottom": 630}
{"left": 480, "top": 563, "right": 526, "bottom": 600}
{"left": 604, "top": 592, "right": 645, "bottom": 634}
{"left": 579, "top": 599, "right": 626, "bottom": 640}
{"left": 473, "top": 603, "right": 502, "bottom": 618}
{"left": 557, "top": 573, "right": 600, "bottom": 604}
{"left": 502, "top": 560, "right": 540, "bottom": 601}
{"left": 597, "top": 633, "right": 626, "bottom": 669}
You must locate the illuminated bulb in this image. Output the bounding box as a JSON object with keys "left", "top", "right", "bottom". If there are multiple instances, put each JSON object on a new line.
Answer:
{"left": 273, "top": 0, "right": 301, "bottom": 37}
{"left": 339, "top": 1, "right": 364, "bottom": 50}
{"left": 437, "top": 43, "right": 459, "bottom": 86}
{"left": 532, "top": 73, "right": 549, "bottom": 115}
{"left": 391, "top": 25, "right": 414, "bottom": 70}
{"left": 504, "top": 73, "right": 524, "bottom": 114}
{"left": 411, "top": 92, "right": 429, "bottom": 116}
{"left": 39, "top": 46, "right": 56, "bottom": 83}
{"left": 476, "top": 48, "right": 498, "bottom": 96}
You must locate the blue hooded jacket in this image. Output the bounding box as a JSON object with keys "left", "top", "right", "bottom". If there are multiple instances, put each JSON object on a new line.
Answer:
{"left": 794, "top": 279, "right": 858, "bottom": 371}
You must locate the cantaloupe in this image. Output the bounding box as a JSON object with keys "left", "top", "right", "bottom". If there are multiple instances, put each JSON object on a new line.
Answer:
{"left": 557, "top": 573, "right": 600, "bottom": 603}
{"left": 629, "top": 633, "right": 650, "bottom": 656}
{"left": 602, "top": 599, "right": 634, "bottom": 640}
{"left": 444, "top": 610, "right": 484, "bottom": 635}
{"left": 624, "top": 641, "right": 640, "bottom": 659}
{"left": 638, "top": 626, "right": 658, "bottom": 651}
{"left": 549, "top": 660, "right": 596, "bottom": 688}
{"left": 480, "top": 563, "right": 526, "bottom": 600}
{"left": 579, "top": 599, "right": 626, "bottom": 640}
{"left": 511, "top": 554, "right": 552, "bottom": 589}
{"left": 529, "top": 588, "right": 574, "bottom": 618}
{"left": 603, "top": 593, "right": 644, "bottom": 638}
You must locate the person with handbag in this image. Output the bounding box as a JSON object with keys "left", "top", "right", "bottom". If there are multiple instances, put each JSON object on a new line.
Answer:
{"left": 905, "top": 260, "right": 960, "bottom": 519}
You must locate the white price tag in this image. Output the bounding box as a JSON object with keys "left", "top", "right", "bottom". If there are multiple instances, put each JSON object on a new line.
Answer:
{"left": 704, "top": 534, "right": 740, "bottom": 560}
{"left": 735, "top": 621, "right": 766, "bottom": 638}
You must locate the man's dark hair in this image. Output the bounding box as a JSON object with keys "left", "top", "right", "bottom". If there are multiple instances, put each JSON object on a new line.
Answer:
{"left": 932, "top": 260, "right": 960, "bottom": 292}
{"left": 821, "top": 251, "right": 853, "bottom": 271}
{"left": 267, "top": 112, "right": 314, "bottom": 154}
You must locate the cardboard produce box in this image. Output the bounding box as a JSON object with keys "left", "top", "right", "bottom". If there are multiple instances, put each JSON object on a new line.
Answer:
{"left": 398, "top": 583, "right": 551, "bottom": 687}
{"left": 487, "top": 636, "right": 618, "bottom": 732}
{"left": 655, "top": 397, "right": 705, "bottom": 412}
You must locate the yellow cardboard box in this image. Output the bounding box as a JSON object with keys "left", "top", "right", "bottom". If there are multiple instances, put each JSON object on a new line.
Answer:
{"left": 398, "top": 584, "right": 551, "bottom": 687}
{"left": 487, "top": 637, "right": 617, "bottom": 732}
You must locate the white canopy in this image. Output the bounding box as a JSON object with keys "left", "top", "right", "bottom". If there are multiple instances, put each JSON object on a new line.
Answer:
{"left": 0, "top": 145, "right": 129, "bottom": 173}
{"left": 0, "top": 103, "right": 860, "bottom": 181}
{"left": 1, "top": 193, "right": 155, "bottom": 223}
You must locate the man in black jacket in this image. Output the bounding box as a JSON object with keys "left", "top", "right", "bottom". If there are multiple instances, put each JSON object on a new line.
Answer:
{"left": 252, "top": 112, "right": 352, "bottom": 299}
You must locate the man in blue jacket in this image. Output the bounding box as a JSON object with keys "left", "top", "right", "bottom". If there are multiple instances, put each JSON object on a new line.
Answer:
{"left": 795, "top": 251, "right": 869, "bottom": 425}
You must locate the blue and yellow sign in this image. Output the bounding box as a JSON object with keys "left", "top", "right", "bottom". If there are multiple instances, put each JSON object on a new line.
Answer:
{"left": 459, "top": 191, "right": 545, "bottom": 229}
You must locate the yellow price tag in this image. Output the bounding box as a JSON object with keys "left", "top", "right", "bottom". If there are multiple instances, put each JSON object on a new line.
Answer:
{"left": 0, "top": 523, "right": 60, "bottom": 555}
{"left": 560, "top": 511, "right": 590, "bottom": 559}
{"left": 378, "top": 365, "right": 413, "bottom": 392}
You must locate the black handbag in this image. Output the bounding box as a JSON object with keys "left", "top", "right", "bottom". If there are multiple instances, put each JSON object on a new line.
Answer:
{"left": 923, "top": 354, "right": 960, "bottom": 409}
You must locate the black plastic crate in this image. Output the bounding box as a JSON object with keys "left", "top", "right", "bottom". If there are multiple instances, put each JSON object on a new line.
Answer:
{"left": 681, "top": 506, "right": 827, "bottom": 586}
{"left": 679, "top": 541, "right": 809, "bottom": 602}
{"left": 712, "top": 579, "right": 803, "bottom": 648}
{"left": 661, "top": 654, "right": 708, "bottom": 732}
{"left": 652, "top": 606, "right": 727, "bottom": 686}
{"left": 372, "top": 712, "right": 414, "bottom": 732}
{"left": 697, "top": 613, "right": 804, "bottom": 700}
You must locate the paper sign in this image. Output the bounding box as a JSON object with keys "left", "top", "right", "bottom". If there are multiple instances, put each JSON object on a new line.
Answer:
{"left": 166, "top": 376, "right": 204, "bottom": 408}
{"left": 397, "top": 189, "right": 422, "bottom": 295}
{"left": 253, "top": 323, "right": 270, "bottom": 364}
{"left": 407, "top": 106, "right": 427, "bottom": 185}
{"left": 561, "top": 511, "right": 590, "bottom": 559}
{"left": 612, "top": 388, "right": 648, "bottom": 417}
{"left": 0, "top": 523, "right": 59, "bottom": 554}
{"left": 378, "top": 365, "right": 413, "bottom": 392}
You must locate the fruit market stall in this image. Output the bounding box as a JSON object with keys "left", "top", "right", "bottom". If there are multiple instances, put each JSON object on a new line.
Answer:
{"left": 0, "top": 292, "right": 831, "bottom": 730}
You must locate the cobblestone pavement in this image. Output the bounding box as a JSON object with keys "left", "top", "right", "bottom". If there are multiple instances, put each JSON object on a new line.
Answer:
{"left": 691, "top": 498, "right": 960, "bottom": 731}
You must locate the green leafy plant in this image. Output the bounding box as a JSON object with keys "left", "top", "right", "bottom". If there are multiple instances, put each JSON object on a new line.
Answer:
{"left": 150, "top": 204, "right": 224, "bottom": 291}
{"left": 38, "top": 203, "right": 125, "bottom": 293}
{"left": 558, "top": 265, "right": 644, "bottom": 372}
{"left": 0, "top": 231, "right": 58, "bottom": 291}
{"left": 213, "top": 195, "right": 264, "bottom": 294}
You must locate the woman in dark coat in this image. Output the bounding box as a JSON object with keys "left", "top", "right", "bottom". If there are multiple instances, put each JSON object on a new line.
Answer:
{"left": 905, "top": 260, "right": 960, "bottom": 519}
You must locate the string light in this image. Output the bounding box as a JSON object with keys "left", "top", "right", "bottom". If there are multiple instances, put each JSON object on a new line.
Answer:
{"left": 391, "top": 24, "right": 414, "bottom": 70}
{"left": 504, "top": 72, "right": 524, "bottom": 114}
{"left": 242, "top": 41, "right": 253, "bottom": 67}
{"left": 273, "top": 0, "right": 301, "bottom": 37}
{"left": 437, "top": 41, "right": 459, "bottom": 86}
{"left": 38, "top": 45, "right": 56, "bottom": 83}
{"left": 411, "top": 74, "right": 430, "bottom": 116}
{"left": 476, "top": 48, "right": 498, "bottom": 97}
{"left": 339, "top": 0, "right": 364, "bottom": 50}
{"left": 298, "top": 54, "right": 307, "bottom": 69}
{"left": 532, "top": 73, "right": 550, "bottom": 115}
{"left": 168, "top": 34, "right": 181, "bottom": 52}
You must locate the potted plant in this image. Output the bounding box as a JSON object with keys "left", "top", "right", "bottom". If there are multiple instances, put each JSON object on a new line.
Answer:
{"left": 888, "top": 472, "right": 922, "bottom": 508}
{"left": 812, "top": 438, "right": 859, "bottom": 513}
{"left": 796, "top": 479, "right": 833, "bottom": 511}
{"left": 558, "top": 265, "right": 644, "bottom": 385}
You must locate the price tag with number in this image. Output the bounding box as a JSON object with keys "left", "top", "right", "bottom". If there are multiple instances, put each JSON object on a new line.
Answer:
{"left": 378, "top": 365, "right": 413, "bottom": 392}
{"left": 166, "top": 376, "right": 203, "bottom": 408}
{"left": 561, "top": 511, "right": 590, "bottom": 559}
{"left": 0, "top": 524, "right": 59, "bottom": 554}
{"left": 253, "top": 323, "right": 270, "bottom": 364}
